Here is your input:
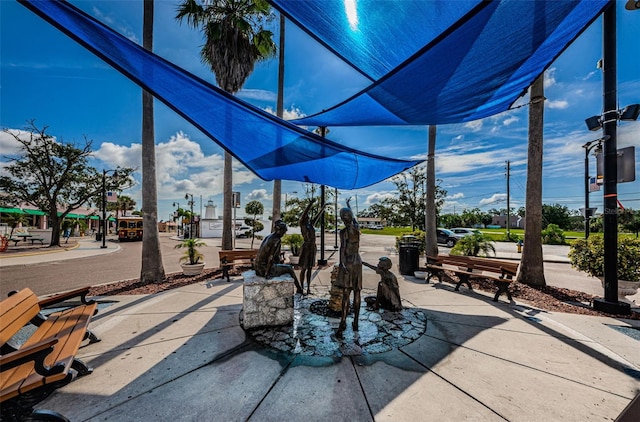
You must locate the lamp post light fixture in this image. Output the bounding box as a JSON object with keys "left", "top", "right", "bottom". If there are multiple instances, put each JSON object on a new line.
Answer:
{"left": 101, "top": 168, "right": 118, "bottom": 249}
{"left": 581, "top": 136, "right": 607, "bottom": 239}
{"left": 172, "top": 202, "right": 181, "bottom": 237}
{"left": 185, "top": 193, "right": 195, "bottom": 239}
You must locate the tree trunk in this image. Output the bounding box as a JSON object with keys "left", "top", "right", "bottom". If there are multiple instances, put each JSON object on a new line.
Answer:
{"left": 425, "top": 125, "right": 438, "bottom": 258}
{"left": 517, "top": 74, "right": 546, "bottom": 286}
{"left": 140, "top": 0, "right": 166, "bottom": 284}
{"left": 49, "top": 214, "right": 61, "bottom": 247}
{"left": 222, "top": 151, "right": 233, "bottom": 250}
{"left": 271, "top": 14, "right": 285, "bottom": 230}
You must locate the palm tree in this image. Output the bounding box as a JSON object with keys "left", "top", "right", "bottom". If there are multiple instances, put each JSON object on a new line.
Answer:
{"left": 517, "top": 74, "right": 546, "bottom": 286}
{"left": 176, "top": 0, "right": 277, "bottom": 250}
{"left": 140, "top": 0, "right": 166, "bottom": 284}
{"left": 424, "top": 125, "right": 439, "bottom": 258}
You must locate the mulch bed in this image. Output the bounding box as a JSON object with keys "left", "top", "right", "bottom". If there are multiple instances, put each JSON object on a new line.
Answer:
{"left": 87, "top": 267, "right": 639, "bottom": 320}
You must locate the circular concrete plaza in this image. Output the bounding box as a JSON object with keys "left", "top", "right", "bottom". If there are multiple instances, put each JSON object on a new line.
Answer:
{"left": 247, "top": 286, "right": 427, "bottom": 357}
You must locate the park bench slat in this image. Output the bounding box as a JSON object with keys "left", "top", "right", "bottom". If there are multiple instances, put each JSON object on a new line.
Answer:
{"left": 0, "top": 288, "right": 99, "bottom": 420}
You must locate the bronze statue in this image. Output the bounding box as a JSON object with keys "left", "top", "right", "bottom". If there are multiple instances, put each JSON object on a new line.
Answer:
{"left": 334, "top": 199, "right": 362, "bottom": 338}
{"left": 254, "top": 219, "right": 303, "bottom": 294}
{"left": 363, "top": 257, "right": 403, "bottom": 312}
{"left": 298, "top": 199, "right": 325, "bottom": 295}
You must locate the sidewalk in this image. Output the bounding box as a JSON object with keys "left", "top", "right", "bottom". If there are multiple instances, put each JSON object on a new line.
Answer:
{"left": 1, "top": 237, "right": 632, "bottom": 420}
{"left": 34, "top": 257, "right": 639, "bottom": 421}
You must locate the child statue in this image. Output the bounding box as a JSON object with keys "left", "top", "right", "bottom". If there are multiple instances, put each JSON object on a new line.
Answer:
{"left": 363, "top": 257, "right": 403, "bottom": 312}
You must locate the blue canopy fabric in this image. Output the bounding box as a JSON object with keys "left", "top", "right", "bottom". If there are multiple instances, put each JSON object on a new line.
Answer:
{"left": 271, "top": 0, "right": 609, "bottom": 126}
{"left": 19, "top": 0, "right": 420, "bottom": 190}
{"left": 269, "top": 0, "right": 485, "bottom": 81}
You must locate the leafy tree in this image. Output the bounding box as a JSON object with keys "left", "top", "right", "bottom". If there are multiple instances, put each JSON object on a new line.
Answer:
{"left": 360, "top": 203, "right": 394, "bottom": 225}
{"left": 542, "top": 203, "right": 572, "bottom": 230}
{"left": 245, "top": 200, "right": 264, "bottom": 248}
{"left": 460, "top": 208, "right": 483, "bottom": 227}
{"left": 0, "top": 122, "right": 133, "bottom": 246}
{"left": 281, "top": 192, "right": 335, "bottom": 229}
{"left": 589, "top": 215, "right": 603, "bottom": 233}
{"left": 140, "top": 0, "right": 166, "bottom": 284}
{"left": 176, "top": 0, "right": 277, "bottom": 251}
{"left": 386, "top": 166, "right": 446, "bottom": 231}
{"left": 619, "top": 208, "right": 640, "bottom": 237}
{"left": 105, "top": 195, "right": 136, "bottom": 217}
{"left": 438, "top": 213, "right": 463, "bottom": 228}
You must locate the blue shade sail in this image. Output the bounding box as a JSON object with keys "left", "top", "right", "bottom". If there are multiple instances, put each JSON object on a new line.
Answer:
{"left": 272, "top": 0, "right": 609, "bottom": 126}
{"left": 18, "top": 0, "right": 420, "bottom": 190}
{"left": 269, "top": 0, "right": 485, "bottom": 80}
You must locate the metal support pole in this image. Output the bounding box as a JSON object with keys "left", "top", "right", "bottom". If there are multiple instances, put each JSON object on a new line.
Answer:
{"left": 593, "top": 3, "right": 629, "bottom": 315}
{"left": 101, "top": 169, "right": 107, "bottom": 248}
{"left": 584, "top": 147, "right": 590, "bottom": 239}
{"left": 318, "top": 126, "right": 328, "bottom": 266}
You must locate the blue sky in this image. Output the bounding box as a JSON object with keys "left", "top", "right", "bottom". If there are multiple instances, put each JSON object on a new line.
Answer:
{"left": 1, "top": 0, "right": 639, "bottom": 222}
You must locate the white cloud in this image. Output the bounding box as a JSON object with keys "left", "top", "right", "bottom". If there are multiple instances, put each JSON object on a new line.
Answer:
{"left": 544, "top": 67, "right": 557, "bottom": 88}
{"left": 447, "top": 192, "right": 465, "bottom": 200}
{"left": 263, "top": 105, "right": 307, "bottom": 120}
{"left": 479, "top": 193, "right": 507, "bottom": 206}
{"left": 503, "top": 116, "right": 519, "bottom": 126}
{"left": 246, "top": 189, "right": 270, "bottom": 201}
{"left": 547, "top": 99, "right": 569, "bottom": 109}
{"left": 365, "top": 192, "right": 395, "bottom": 205}
{"left": 464, "top": 120, "right": 483, "bottom": 132}
{"left": 91, "top": 6, "right": 139, "bottom": 43}
{"left": 93, "top": 131, "right": 259, "bottom": 201}
{"left": 238, "top": 89, "right": 276, "bottom": 102}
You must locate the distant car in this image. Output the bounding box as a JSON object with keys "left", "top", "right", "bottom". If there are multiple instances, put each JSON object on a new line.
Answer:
{"left": 450, "top": 228, "right": 481, "bottom": 237}
{"left": 371, "top": 224, "right": 384, "bottom": 230}
{"left": 235, "top": 226, "right": 251, "bottom": 238}
{"left": 436, "top": 228, "right": 459, "bottom": 247}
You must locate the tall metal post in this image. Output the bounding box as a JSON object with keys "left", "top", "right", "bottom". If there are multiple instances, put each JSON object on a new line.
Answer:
{"left": 318, "top": 126, "right": 328, "bottom": 266}
{"left": 584, "top": 147, "right": 590, "bottom": 239}
{"left": 593, "top": 3, "right": 630, "bottom": 315}
{"left": 101, "top": 169, "right": 107, "bottom": 249}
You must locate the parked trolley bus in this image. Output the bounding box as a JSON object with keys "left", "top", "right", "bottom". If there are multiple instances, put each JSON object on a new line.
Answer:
{"left": 117, "top": 216, "right": 143, "bottom": 241}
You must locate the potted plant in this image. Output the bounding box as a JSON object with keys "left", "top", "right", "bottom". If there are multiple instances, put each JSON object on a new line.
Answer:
{"left": 175, "top": 237, "right": 206, "bottom": 275}
{"left": 281, "top": 233, "right": 303, "bottom": 265}
{"left": 568, "top": 236, "right": 640, "bottom": 303}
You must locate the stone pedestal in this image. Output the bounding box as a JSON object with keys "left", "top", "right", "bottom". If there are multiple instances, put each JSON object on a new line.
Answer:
{"left": 241, "top": 270, "right": 294, "bottom": 329}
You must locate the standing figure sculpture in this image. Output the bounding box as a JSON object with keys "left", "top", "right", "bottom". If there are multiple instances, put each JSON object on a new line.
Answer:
{"left": 255, "top": 220, "right": 303, "bottom": 294}
{"left": 335, "top": 199, "right": 362, "bottom": 338}
{"left": 363, "top": 257, "right": 403, "bottom": 312}
{"left": 298, "top": 199, "right": 325, "bottom": 295}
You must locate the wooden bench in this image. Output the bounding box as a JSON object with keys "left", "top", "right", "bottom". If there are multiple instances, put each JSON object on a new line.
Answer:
{"left": 426, "top": 255, "right": 519, "bottom": 302}
{"left": 219, "top": 249, "right": 258, "bottom": 282}
{"left": 1, "top": 287, "right": 101, "bottom": 421}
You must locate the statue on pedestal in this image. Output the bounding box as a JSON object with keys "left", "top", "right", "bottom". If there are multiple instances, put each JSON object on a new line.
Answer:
{"left": 334, "top": 199, "right": 362, "bottom": 338}
{"left": 255, "top": 220, "right": 303, "bottom": 294}
{"left": 363, "top": 257, "right": 403, "bottom": 312}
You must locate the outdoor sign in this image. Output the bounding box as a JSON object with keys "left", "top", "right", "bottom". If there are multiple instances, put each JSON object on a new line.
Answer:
{"left": 232, "top": 191, "right": 241, "bottom": 208}
{"left": 596, "top": 146, "right": 636, "bottom": 183}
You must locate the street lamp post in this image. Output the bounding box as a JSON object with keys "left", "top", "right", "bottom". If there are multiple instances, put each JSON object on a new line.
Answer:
{"left": 101, "top": 169, "right": 118, "bottom": 249}
{"left": 185, "top": 193, "right": 194, "bottom": 239}
{"left": 173, "top": 202, "right": 181, "bottom": 237}
{"left": 582, "top": 138, "right": 605, "bottom": 239}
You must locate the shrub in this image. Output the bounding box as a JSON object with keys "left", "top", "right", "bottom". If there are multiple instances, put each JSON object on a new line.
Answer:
{"left": 282, "top": 233, "right": 304, "bottom": 256}
{"left": 395, "top": 230, "right": 425, "bottom": 254}
{"left": 568, "top": 236, "right": 640, "bottom": 281}
{"left": 450, "top": 233, "right": 496, "bottom": 257}
{"left": 541, "top": 224, "right": 565, "bottom": 245}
